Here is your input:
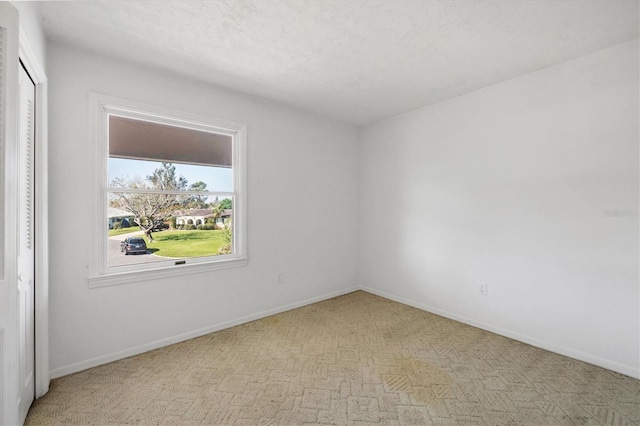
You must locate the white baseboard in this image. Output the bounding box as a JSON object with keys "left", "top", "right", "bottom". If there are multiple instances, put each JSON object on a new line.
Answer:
{"left": 360, "top": 286, "right": 640, "bottom": 380}
{"left": 50, "top": 286, "right": 360, "bottom": 379}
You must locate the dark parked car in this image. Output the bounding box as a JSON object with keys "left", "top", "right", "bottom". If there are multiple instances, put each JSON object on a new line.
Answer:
{"left": 120, "top": 237, "right": 147, "bottom": 255}
{"left": 152, "top": 222, "right": 169, "bottom": 231}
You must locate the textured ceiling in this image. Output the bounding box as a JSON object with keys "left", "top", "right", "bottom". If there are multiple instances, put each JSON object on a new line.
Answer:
{"left": 38, "top": 1, "right": 639, "bottom": 125}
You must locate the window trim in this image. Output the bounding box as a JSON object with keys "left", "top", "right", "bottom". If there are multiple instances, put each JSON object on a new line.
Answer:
{"left": 88, "top": 93, "right": 247, "bottom": 288}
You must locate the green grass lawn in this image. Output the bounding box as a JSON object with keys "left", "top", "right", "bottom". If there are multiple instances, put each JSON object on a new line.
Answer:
{"left": 108, "top": 227, "right": 142, "bottom": 237}
{"left": 145, "top": 229, "right": 226, "bottom": 258}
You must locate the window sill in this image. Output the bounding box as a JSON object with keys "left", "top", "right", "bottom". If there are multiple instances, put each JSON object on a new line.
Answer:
{"left": 87, "top": 257, "right": 248, "bottom": 288}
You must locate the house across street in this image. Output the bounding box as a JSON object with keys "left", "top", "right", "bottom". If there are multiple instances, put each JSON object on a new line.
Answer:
{"left": 107, "top": 207, "right": 135, "bottom": 229}
{"left": 175, "top": 208, "right": 232, "bottom": 227}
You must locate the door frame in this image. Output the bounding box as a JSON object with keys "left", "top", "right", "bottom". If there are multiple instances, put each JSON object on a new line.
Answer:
{"left": 0, "top": 4, "right": 21, "bottom": 424}
{"left": 0, "top": 6, "right": 48, "bottom": 421}
{"left": 19, "top": 26, "right": 49, "bottom": 399}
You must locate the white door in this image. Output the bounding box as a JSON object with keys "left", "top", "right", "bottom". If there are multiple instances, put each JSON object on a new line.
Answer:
{"left": 17, "top": 63, "right": 36, "bottom": 425}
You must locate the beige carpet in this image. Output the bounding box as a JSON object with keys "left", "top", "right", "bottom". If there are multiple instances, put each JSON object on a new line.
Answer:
{"left": 26, "top": 291, "right": 640, "bottom": 425}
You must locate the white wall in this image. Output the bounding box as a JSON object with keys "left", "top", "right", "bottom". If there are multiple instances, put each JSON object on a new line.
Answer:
{"left": 359, "top": 40, "right": 639, "bottom": 377}
{"left": 47, "top": 36, "right": 640, "bottom": 379}
{"left": 47, "top": 43, "right": 360, "bottom": 376}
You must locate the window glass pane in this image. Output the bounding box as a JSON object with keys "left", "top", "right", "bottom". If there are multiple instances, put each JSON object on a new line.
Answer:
{"left": 108, "top": 195, "right": 233, "bottom": 268}
{"left": 109, "top": 158, "right": 232, "bottom": 193}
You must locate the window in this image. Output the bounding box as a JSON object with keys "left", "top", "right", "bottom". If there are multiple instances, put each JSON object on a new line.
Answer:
{"left": 89, "top": 94, "right": 247, "bottom": 287}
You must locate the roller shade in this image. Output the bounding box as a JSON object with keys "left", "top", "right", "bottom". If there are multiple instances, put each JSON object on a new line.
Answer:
{"left": 109, "top": 115, "right": 232, "bottom": 168}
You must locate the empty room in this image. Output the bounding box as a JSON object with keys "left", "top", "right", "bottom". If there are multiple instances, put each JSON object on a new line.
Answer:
{"left": 0, "top": 1, "right": 638, "bottom": 425}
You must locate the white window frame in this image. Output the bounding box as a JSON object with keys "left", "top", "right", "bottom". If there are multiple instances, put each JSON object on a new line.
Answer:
{"left": 88, "top": 93, "right": 247, "bottom": 288}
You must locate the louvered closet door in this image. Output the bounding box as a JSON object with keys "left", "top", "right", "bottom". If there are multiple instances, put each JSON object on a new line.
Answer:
{"left": 17, "top": 63, "right": 35, "bottom": 424}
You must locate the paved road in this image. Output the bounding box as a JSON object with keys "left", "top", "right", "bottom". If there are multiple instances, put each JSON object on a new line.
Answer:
{"left": 108, "top": 230, "right": 168, "bottom": 267}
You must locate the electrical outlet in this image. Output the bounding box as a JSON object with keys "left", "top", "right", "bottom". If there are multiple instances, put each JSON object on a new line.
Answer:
{"left": 276, "top": 272, "right": 283, "bottom": 284}
{"left": 479, "top": 283, "right": 488, "bottom": 296}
